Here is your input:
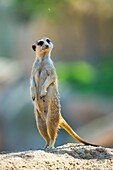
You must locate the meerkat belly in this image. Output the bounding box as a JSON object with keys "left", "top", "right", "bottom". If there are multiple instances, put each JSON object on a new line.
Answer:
{"left": 47, "top": 88, "right": 61, "bottom": 124}
{"left": 42, "top": 85, "right": 55, "bottom": 115}
{"left": 39, "top": 87, "right": 60, "bottom": 118}
{"left": 37, "top": 70, "right": 59, "bottom": 116}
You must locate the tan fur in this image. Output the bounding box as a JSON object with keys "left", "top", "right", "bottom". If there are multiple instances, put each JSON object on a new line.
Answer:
{"left": 30, "top": 37, "right": 98, "bottom": 149}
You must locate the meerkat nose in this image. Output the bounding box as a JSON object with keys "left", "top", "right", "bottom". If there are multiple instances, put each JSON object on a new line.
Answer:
{"left": 45, "top": 45, "right": 49, "bottom": 48}
{"left": 32, "top": 44, "right": 36, "bottom": 51}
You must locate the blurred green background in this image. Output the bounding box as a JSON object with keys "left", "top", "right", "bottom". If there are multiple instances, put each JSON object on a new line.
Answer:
{"left": 0, "top": 0, "right": 113, "bottom": 152}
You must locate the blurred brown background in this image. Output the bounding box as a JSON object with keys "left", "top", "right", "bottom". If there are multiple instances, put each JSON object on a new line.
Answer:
{"left": 0, "top": 0, "right": 113, "bottom": 152}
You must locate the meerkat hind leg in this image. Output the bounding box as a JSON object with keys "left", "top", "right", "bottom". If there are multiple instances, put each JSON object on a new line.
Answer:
{"left": 47, "top": 140, "right": 55, "bottom": 149}
{"left": 46, "top": 115, "right": 60, "bottom": 149}
{"left": 35, "top": 110, "right": 50, "bottom": 149}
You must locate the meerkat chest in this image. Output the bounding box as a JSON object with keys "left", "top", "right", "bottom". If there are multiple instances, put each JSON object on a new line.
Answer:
{"left": 39, "top": 60, "right": 52, "bottom": 77}
{"left": 39, "top": 69, "right": 47, "bottom": 83}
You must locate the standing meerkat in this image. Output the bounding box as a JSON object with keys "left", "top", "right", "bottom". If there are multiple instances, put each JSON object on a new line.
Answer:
{"left": 30, "top": 37, "right": 98, "bottom": 149}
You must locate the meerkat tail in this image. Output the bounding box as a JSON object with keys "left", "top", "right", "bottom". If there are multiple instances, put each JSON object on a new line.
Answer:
{"left": 59, "top": 116, "right": 98, "bottom": 147}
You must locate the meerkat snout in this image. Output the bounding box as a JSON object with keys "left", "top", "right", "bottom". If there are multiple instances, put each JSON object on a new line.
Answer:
{"left": 45, "top": 44, "right": 49, "bottom": 48}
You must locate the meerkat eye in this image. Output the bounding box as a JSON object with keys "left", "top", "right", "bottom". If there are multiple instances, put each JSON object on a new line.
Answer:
{"left": 37, "top": 41, "right": 44, "bottom": 46}
{"left": 46, "top": 39, "right": 50, "bottom": 44}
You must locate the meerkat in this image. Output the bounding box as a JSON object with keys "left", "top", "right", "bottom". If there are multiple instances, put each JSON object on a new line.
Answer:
{"left": 30, "top": 37, "right": 98, "bottom": 149}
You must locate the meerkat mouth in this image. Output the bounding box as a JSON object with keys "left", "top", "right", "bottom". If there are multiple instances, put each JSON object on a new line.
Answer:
{"left": 36, "top": 48, "right": 50, "bottom": 55}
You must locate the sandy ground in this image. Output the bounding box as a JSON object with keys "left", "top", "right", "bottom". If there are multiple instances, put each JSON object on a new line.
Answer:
{"left": 0, "top": 143, "right": 113, "bottom": 170}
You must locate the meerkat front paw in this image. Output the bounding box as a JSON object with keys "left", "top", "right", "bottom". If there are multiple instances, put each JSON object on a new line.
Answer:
{"left": 40, "top": 88, "right": 47, "bottom": 99}
{"left": 30, "top": 87, "right": 37, "bottom": 101}
{"left": 32, "top": 96, "right": 35, "bottom": 101}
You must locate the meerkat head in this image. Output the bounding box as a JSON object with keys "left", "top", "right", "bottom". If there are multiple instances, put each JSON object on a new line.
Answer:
{"left": 32, "top": 37, "right": 53, "bottom": 56}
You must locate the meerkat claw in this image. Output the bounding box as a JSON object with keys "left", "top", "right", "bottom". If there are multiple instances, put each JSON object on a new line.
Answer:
{"left": 32, "top": 96, "right": 35, "bottom": 101}
{"left": 40, "top": 90, "right": 47, "bottom": 98}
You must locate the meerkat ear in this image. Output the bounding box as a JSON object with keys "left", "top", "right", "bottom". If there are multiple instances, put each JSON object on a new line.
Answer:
{"left": 32, "top": 44, "right": 36, "bottom": 51}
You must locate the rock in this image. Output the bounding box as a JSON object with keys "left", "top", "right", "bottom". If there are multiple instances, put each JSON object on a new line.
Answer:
{"left": 0, "top": 143, "right": 113, "bottom": 170}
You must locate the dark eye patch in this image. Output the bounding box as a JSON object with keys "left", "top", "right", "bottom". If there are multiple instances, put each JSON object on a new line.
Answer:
{"left": 32, "top": 45, "right": 36, "bottom": 51}
{"left": 37, "top": 41, "right": 44, "bottom": 46}
{"left": 46, "top": 39, "right": 50, "bottom": 44}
